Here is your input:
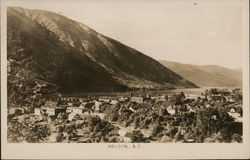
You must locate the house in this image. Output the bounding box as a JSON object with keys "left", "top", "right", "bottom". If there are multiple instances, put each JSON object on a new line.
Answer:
{"left": 58, "top": 104, "right": 69, "bottom": 108}
{"left": 34, "top": 108, "right": 41, "bottom": 115}
{"left": 118, "top": 130, "right": 127, "bottom": 137}
{"left": 230, "top": 108, "right": 236, "bottom": 113}
{"left": 166, "top": 106, "right": 176, "bottom": 115}
{"left": 118, "top": 97, "right": 128, "bottom": 102}
{"left": 211, "top": 115, "right": 217, "bottom": 120}
{"left": 129, "top": 106, "right": 135, "bottom": 112}
{"left": 199, "top": 95, "right": 206, "bottom": 99}
{"left": 185, "top": 95, "right": 197, "bottom": 100}
{"left": 79, "top": 98, "right": 87, "bottom": 103}
{"left": 151, "top": 96, "right": 158, "bottom": 100}
{"left": 158, "top": 97, "right": 167, "bottom": 102}
{"left": 94, "top": 101, "right": 102, "bottom": 111}
{"left": 206, "top": 104, "right": 211, "bottom": 108}
{"left": 110, "top": 100, "right": 118, "bottom": 105}
{"left": 9, "top": 107, "right": 24, "bottom": 115}
{"left": 44, "top": 107, "right": 67, "bottom": 117}
{"left": 67, "top": 107, "right": 85, "bottom": 114}
{"left": 159, "top": 94, "right": 167, "bottom": 101}
{"left": 131, "top": 97, "right": 144, "bottom": 103}
{"left": 98, "top": 98, "right": 110, "bottom": 103}
{"left": 229, "top": 98, "right": 235, "bottom": 103}
{"left": 44, "top": 100, "right": 57, "bottom": 108}
{"left": 228, "top": 109, "right": 241, "bottom": 119}
{"left": 61, "top": 97, "right": 78, "bottom": 102}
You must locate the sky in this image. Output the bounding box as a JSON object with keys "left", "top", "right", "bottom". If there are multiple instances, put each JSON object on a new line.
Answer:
{"left": 6, "top": 0, "right": 244, "bottom": 69}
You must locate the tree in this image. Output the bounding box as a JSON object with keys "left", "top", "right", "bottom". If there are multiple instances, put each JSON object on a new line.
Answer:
{"left": 131, "top": 130, "right": 145, "bottom": 143}
{"left": 196, "top": 106, "right": 234, "bottom": 142}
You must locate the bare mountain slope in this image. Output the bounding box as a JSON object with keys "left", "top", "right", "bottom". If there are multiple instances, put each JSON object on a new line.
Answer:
{"left": 7, "top": 7, "right": 197, "bottom": 94}
{"left": 160, "top": 61, "right": 242, "bottom": 88}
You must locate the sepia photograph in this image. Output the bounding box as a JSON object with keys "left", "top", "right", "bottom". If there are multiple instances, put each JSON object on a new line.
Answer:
{"left": 1, "top": 0, "right": 249, "bottom": 159}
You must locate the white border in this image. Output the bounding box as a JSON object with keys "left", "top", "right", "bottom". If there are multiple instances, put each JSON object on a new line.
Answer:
{"left": 1, "top": 0, "right": 249, "bottom": 159}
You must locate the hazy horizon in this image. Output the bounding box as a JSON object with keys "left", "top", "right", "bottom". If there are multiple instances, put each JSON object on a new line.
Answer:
{"left": 6, "top": 0, "right": 244, "bottom": 69}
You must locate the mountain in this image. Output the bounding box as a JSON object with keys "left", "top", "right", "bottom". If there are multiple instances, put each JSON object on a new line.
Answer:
{"left": 7, "top": 7, "right": 197, "bottom": 94}
{"left": 159, "top": 60, "right": 242, "bottom": 88}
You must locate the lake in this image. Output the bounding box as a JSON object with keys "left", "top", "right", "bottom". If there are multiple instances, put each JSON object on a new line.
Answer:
{"left": 62, "top": 87, "right": 226, "bottom": 97}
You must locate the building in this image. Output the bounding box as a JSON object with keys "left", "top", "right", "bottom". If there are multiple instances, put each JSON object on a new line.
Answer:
{"left": 60, "top": 97, "right": 78, "bottom": 102}
{"left": 185, "top": 95, "right": 197, "bottom": 100}
{"left": 110, "top": 100, "right": 118, "bottom": 105}
{"left": 8, "top": 107, "right": 25, "bottom": 115}
{"left": 34, "top": 108, "right": 41, "bottom": 115}
{"left": 129, "top": 106, "right": 135, "bottom": 112}
{"left": 44, "top": 100, "right": 57, "bottom": 108}
{"left": 43, "top": 107, "right": 67, "bottom": 117}
{"left": 67, "top": 107, "right": 85, "bottom": 114}
{"left": 158, "top": 97, "right": 167, "bottom": 102}
{"left": 118, "top": 97, "right": 128, "bottom": 102}
{"left": 205, "top": 104, "right": 211, "bottom": 108}
{"left": 211, "top": 115, "right": 217, "bottom": 120}
{"left": 94, "top": 101, "right": 102, "bottom": 111}
{"left": 167, "top": 106, "right": 176, "bottom": 115}
{"left": 228, "top": 109, "right": 241, "bottom": 119}
{"left": 99, "top": 98, "right": 110, "bottom": 103}
{"left": 118, "top": 129, "right": 127, "bottom": 137}
{"left": 158, "top": 94, "right": 167, "bottom": 101}
{"left": 131, "top": 97, "right": 144, "bottom": 103}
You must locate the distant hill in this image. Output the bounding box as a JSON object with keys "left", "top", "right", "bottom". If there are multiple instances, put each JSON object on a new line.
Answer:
{"left": 159, "top": 61, "right": 242, "bottom": 88}
{"left": 7, "top": 7, "right": 197, "bottom": 94}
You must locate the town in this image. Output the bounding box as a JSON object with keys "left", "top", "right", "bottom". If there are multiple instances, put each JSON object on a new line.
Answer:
{"left": 7, "top": 88, "right": 243, "bottom": 143}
